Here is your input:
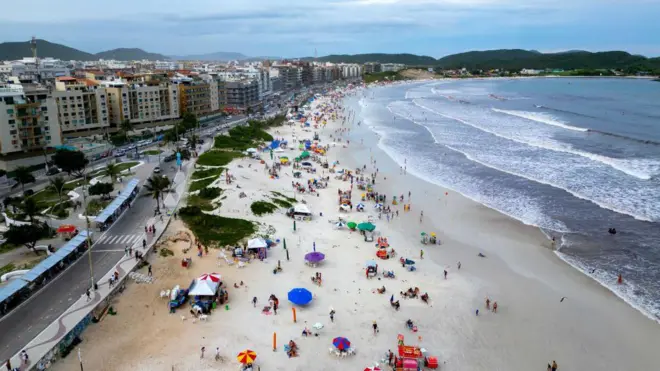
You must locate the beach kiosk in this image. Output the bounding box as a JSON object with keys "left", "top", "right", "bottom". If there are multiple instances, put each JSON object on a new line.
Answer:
{"left": 247, "top": 238, "right": 268, "bottom": 260}
{"left": 288, "top": 204, "right": 312, "bottom": 221}
{"left": 188, "top": 273, "right": 222, "bottom": 312}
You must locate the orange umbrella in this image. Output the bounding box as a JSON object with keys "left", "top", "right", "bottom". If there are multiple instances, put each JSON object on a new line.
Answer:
{"left": 237, "top": 349, "right": 257, "bottom": 364}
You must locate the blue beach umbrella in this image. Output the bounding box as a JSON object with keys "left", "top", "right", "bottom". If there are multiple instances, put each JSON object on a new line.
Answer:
{"left": 288, "top": 288, "right": 313, "bottom": 305}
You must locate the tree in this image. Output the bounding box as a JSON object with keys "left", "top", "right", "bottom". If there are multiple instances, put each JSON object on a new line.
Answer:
{"left": 105, "top": 163, "right": 120, "bottom": 183}
{"left": 52, "top": 149, "right": 88, "bottom": 177}
{"left": 20, "top": 197, "right": 40, "bottom": 223}
{"left": 88, "top": 182, "right": 114, "bottom": 199}
{"left": 187, "top": 133, "right": 199, "bottom": 150}
{"left": 49, "top": 176, "right": 67, "bottom": 204}
{"left": 144, "top": 175, "right": 171, "bottom": 212}
{"left": 4, "top": 222, "right": 52, "bottom": 255}
{"left": 120, "top": 119, "right": 134, "bottom": 140}
{"left": 13, "top": 166, "right": 35, "bottom": 193}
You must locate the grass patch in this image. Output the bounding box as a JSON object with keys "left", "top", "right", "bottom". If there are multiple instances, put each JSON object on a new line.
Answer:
{"left": 86, "top": 198, "right": 111, "bottom": 216}
{"left": 0, "top": 258, "right": 44, "bottom": 275}
{"left": 187, "top": 187, "right": 222, "bottom": 211}
{"left": 50, "top": 201, "right": 72, "bottom": 219}
{"left": 0, "top": 263, "right": 16, "bottom": 276}
{"left": 192, "top": 167, "right": 224, "bottom": 180}
{"left": 190, "top": 177, "right": 218, "bottom": 192}
{"left": 142, "top": 150, "right": 162, "bottom": 155}
{"left": 271, "top": 198, "right": 293, "bottom": 208}
{"left": 197, "top": 151, "right": 243, "bottom": 167}
{"left": 213, "top": 120, "right": 278, "bottom": 151}
{"left": 271, "top": 191, "right": 296, "bottom": 203}
{"left": 179, "top": 206, "right": 256, "bottom": 246}
{"left": 250, "top": 201, "right": 278, "bottom": 216}
{"left": 0, "top": 243, "right": 21, "bottom": 254}
{"left": 159, "top": 247, "right": 174, "bottom": 257}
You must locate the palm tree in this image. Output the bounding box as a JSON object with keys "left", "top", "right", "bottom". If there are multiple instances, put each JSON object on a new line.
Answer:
{"left": 14, "top": 166, "right": 35, "bottom": 193}
{"left": 144, "top": 175, "right": 171, "bottom": 212}
{"left": 187, "top": 133, "right": 198, "bottom": 150}
{"left": 49, "top": 176, "right": 67, "bottom": 204}
{"left": 105, "top": 162, "right": 120, "bottom": 183}
{"left": 120, "top": 119, "right": 134, "bottom": 141}
{"left": 21, "top": 197, "right": 40, "bottom": 223}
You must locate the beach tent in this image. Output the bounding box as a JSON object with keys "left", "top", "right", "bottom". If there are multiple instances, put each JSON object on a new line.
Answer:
{"left": 247, "top": 238, "right": 267, "bottom": 249}
{"left": 188, "top": 273, "right": 221, "bottom": 296}
{"left": 293, "top": 204, "right": 311, "bottom": 215}
{"left": 358, "top": 222, "right": 376, "bottom": 232}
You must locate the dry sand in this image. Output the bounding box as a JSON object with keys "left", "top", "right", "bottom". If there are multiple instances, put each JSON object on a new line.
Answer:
{"left": 51, "top": 92, "right": 660, "bottom": 371}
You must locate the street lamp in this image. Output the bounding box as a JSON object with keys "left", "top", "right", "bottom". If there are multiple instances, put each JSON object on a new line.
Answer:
{"left": 81, "top": 169, "right": 94, "bottom": 291}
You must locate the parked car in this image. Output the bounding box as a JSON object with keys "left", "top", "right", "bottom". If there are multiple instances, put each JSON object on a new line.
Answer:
{"left": 46, "top": 167, "right": 61, "bottom": 175}
{"left": 153, "top": 166, "right": 161, "bottom": 174}
{"left": 163, "top": 154, "right": 176, "bottom": 163}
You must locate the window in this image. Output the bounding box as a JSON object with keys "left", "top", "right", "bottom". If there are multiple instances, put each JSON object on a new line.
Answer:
{"left": 65, "top": 120, "right": 69, "bottom": 125}
{"left": 46, "top": 136, "right": 51, "bottom": 140}
{"left": 6, "top": 109, "right": 13, "bottom": 115}
{"left": 10, "top": 130, "right": 16, "bottom": 135}
{"left": 8, "top": 119, "right": 15, "bottom": 125}
{"left": 41, "top": 106, "right": 48, "bottom": 111}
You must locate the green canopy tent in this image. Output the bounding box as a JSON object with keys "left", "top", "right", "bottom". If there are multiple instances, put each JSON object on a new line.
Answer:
{"left": 347, "top": 221, "right": 357, "bottom": 230}
{"left": 357, "top": 222, "right": 376, "bottom": 232}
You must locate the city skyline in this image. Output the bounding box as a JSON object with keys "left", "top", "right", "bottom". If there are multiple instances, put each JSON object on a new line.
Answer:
{"left": 1, "top": 0, "right": 659, "bottom": 58}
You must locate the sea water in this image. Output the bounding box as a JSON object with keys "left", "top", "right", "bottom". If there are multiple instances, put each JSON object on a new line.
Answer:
{"left": 351, "top": 78, "right": 660, "bottom": 322}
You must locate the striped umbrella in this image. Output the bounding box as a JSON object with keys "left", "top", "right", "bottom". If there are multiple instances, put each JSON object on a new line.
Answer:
{"left": 237, "top": 349, "right": 257, "bottom": 364}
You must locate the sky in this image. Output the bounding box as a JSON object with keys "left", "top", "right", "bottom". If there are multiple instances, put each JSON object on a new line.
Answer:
{"left": 1, "top": 0, "right": 659, "bottom": 58}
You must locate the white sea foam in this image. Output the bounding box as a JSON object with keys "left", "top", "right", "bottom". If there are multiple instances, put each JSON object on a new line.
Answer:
{"left": 492, "top": 108, "right": 588, "bottom": 132}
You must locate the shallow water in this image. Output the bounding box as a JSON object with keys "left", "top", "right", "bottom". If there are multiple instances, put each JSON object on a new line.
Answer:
{"left": 351, "top": 78, "right": 660, "bottom": 322}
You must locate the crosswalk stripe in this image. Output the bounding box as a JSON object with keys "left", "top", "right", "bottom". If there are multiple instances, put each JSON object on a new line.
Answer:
{"left": 107, "top": 235, "right": 119, "bottom": 244}
{"left": 116, "top": 235, "right": 126, "bottom": 243}
{"left": 127, "top": 235, "right": 138, "bottom": 243}
{"left": 97, "top": 235, "right": 109, "bottom": 244}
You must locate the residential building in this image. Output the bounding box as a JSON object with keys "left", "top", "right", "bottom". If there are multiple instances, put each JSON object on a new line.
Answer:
{"left": 177, "top": 81, "right": 212, "bottom": 117}
{"left": 363, "top": 62, "right": 382, "bottom": 74}
{"left": 225, "top": 80, "right": 261, "bottom": 113}
{"left": 0, "top": 83, "right": 62, "bottom": 167}
{"left": 339, "top": 63, "right": 362, "bottom": 79}
{"left": 381, "top": 63, "right": 405, "bottom": 72}
{"left": 102, "top": 79, "right": 180, "bottom": 127}
{"left": 3, "top": 58, "right": 70, "bottom": 82}
{"left": 272, "top": 65, "right": 302, "bottom": 90}
{"left": 520, "top": 69, "right": 542, "bottom": 75}
{"left": 53, "top": 77, "right": 109, "bottom": 136}
{"left": 270, "top": 76, "right": 282, "bottom": 93}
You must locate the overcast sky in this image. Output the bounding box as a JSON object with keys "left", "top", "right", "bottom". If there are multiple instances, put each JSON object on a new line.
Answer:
{"left": 1, "top": 0, "right": 659, "bottom": 58}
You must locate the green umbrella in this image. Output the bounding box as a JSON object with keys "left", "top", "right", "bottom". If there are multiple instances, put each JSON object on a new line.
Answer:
{"left": 357, "top": 222, "right": 376, "bottom": 232}
{"left": 347, "top": 221, "right": 357, "bottom": 229}
{"left": 421, "top": 232, "right": 426, "bottom": 236}
{"left": 300, "top": 151, "right": 310, "bottom": 158}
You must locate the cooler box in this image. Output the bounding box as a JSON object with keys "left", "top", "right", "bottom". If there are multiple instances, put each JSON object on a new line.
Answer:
{"left": 425, "top": 356, "right": 439, "bottom": 369}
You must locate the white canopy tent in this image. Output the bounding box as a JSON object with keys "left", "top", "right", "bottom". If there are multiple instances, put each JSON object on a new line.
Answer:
{"left": 293, "top": 204, "right": 311, "bottom": 215}
{"left": 188, "top": 273, "right": 221, "bottom": 296}
{"left": 247, "top": 237, "right": 267, "bottom": 249}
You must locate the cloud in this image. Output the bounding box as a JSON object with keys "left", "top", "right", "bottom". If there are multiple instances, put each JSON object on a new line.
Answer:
{"left": 0, "top": 0, "right": 658, "bottom": 57}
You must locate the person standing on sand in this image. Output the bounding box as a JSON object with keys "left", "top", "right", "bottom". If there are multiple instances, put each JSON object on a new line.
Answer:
{"left": 372, "top": 321, "right": 379, "bottom": 335}
{"left": 551, "top": 360, "right": 558, "bottom": 371}
{"left": 388, "top": 350, "right": 394, "bottom": 365}
{"left": 486, "top": 298, "right": 490, "bottom": 310}
{"left": 475, "top": 309, "right": 479, "bottom": 316}
{"left": 252, "top": 297, "right": 257, "bottom": 307}
{"left": 200, "top": 346, "right": 205, "bottom": 359}
{"left": 330, "top": 309, "right": 335, "bottom": 322}
{"left": 420, "top": 250, "right": 424, "bottom": 259}
{"left": 443, "top": 270, "right": 447, "bottom": 279}
{"left": 215, "top": 347, "right": 220, "bottom": 361}
{"left": 457, "top": 261, "right": 461, "bottom": 270}
{"left": 420, "top": 211, "right": 423, "bottom": 223}
{"left": 492, "top": 302, "right": 498, "bottom": 313}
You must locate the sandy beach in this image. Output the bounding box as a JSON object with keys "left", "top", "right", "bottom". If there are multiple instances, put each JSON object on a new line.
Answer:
{"left": 50, "top": 87, "right": 660, "bottom": 371}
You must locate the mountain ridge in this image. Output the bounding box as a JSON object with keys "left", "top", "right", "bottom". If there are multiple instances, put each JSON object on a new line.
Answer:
{"left": 0, "top": 39, "right": 168, "bottom": 61}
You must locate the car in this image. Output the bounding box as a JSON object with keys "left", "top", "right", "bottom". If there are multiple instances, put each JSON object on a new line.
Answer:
{"left": 153, "top": 166, "right": 161, "bottom": 173}
{"left": 46, "top": 167, "right": 61, "bottom": 175}
{"left": 114, "top": 150, "right": 125, "bottom": 158}
{"left": 163, "top": 154, "right": 176, "bottom": 163}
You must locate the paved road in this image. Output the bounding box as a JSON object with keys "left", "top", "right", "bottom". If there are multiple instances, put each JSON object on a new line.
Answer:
{"left": 0, "top": 117, "right": 247, "bottom": 361}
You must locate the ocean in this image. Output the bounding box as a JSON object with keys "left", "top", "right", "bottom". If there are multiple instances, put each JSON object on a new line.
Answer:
{"left": 351, "top": 77, "right": 660, "bottom": 322}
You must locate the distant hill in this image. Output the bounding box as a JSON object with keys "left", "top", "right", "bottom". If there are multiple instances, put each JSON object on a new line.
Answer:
{"left": 95, "top": 48, "right": 168, "bottom": 61}
{"left": 0, "top": 39, "right": 167, "bottom": 61}
{"left": 170, "top": 52, "right": 250, "bottom": 61}
{"left": 435, "top": 49, "right": 660, "bottom": 71}
{"left": 0, "top": 39, "right": 94, "bottom": 61}
{"left": 311, "top": 53, "right": 437, "bottom": 65}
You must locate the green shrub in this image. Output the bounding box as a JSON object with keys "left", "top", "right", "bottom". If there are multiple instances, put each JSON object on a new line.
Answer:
{"left": 190, "top": 177, "right": 218, "bottom": 192}
{"left": 179, "top": 206, "right": 256, "bottom": 246}
{"left": 197, "top": 151, "right": 242, "bottom": 167}
{"left": 250, "top": 201, "right": 278, "bottom": 216}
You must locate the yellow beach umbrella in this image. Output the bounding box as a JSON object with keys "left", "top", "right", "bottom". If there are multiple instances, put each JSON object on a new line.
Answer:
{"left": 237, "top": 349, "right": 257, "bottom": 364}
{"left": 430, "top": 232, "right": 436, "bottom": 237}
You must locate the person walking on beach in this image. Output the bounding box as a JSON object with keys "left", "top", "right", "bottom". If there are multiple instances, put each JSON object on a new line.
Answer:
{"left": 443, "top": 270, "right": 447, "bottom": 279}
{"left": 551, "top": 360, "right": 558, "bottom": 371}
{"left": 372, "top": 321, "right": 379, "bottom": 335}
{"left": 388, "top": 350, "right": 394, "bottom": 366}
{"left": 200, "top": 346, "right": 205, "bottom": 359}
{"left": 252, "top": 297, "right": 257, "bottom": 307}
{"left": 329, "top": 309, "right": 335, "bottom": 322}
{"left": 420, "top": 249, "right": 424, "bottom": 259}
{"left": 420, "top": 211, "right": 423, "bottom": 223}
{"left": 147, "top": 264, "right": 152, "bottom": 277}
{"left": 215, "top": 347, "right": 220, "bottom": 361}
{"left": 486, "top": 298, "right": 490, "bottom": 310}
{"left": 492, "top": 301, "right": 498, "bottom": 313}
{"left": 457, "top": 261, "right": 461, "bottom": 270}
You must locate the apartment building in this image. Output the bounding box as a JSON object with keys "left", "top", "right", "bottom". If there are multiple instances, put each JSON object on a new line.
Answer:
{"left": 272, "top": 65, "right": 302, "bottom": 91}
{"left": 363, "top": 62, "right": 382, "bottom": 74}
{"left": 53, "top": 77, "right": 109, "bottom": 135}
{"left": 381, "top": 63, "right": 406, "bottom": 72}
{"left": 0, "top": 83, "right": 61, "bottom": 159}
{"left": 177, "top": 81, "right": 212, "bottom": 117}
{"left": 225, "top": 80, "right": 261, "bottom": 113}
{"left": 102, "top": 79, "right": 179, "bottom": 127}
{"left": 2, "top": 58, "right": 70, "bottom": 82}
{"left": 339, "top": 64, "right": 362, "bottom": 79}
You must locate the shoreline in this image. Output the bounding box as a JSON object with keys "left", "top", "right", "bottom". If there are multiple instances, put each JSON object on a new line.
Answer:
{"left": 47, "top": 90, "right": 660, "bottom": 371}
{"left": 354, "top": 81, "right": 660, "bottom": 324}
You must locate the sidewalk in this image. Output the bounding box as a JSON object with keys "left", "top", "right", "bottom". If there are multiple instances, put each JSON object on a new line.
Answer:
{"left": 1, "top": 158, "right": 196, "bottom": 370}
